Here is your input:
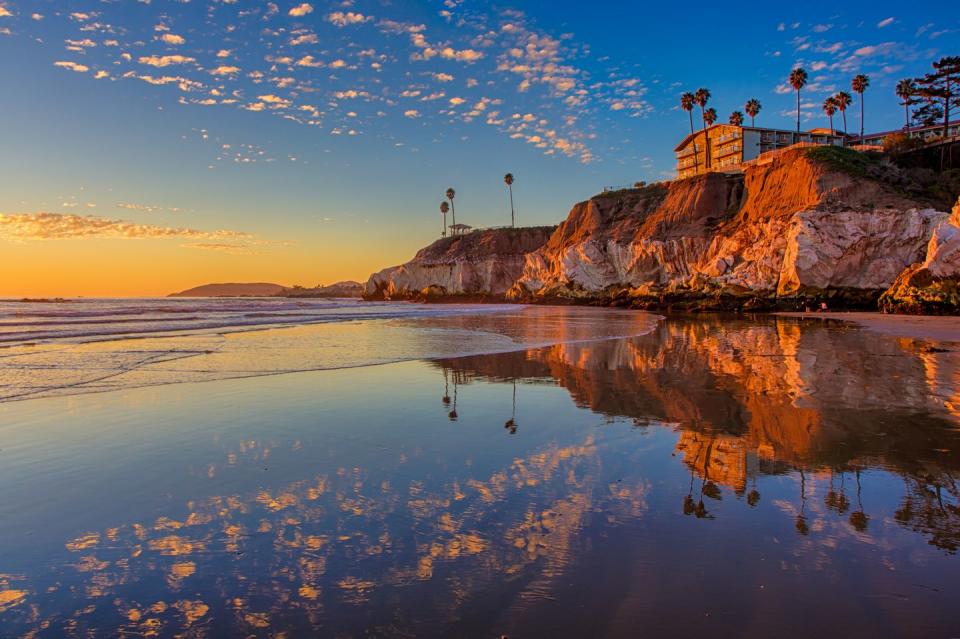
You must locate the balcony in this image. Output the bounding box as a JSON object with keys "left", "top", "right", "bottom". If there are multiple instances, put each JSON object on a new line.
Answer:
{"left": 716, "top": 132, "right": 742, "bottom": 144}
{"left": 714, "top": 143, "right": 741, "bottom": 159}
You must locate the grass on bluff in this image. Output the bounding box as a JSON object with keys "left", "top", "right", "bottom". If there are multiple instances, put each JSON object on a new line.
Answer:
{"left": 803, "top": 146, "right": 877, "bottom": 177}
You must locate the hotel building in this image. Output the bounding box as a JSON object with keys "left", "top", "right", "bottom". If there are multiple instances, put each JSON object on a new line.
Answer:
{"left": 674, "top": 124, "right": 847, "bottom": 179}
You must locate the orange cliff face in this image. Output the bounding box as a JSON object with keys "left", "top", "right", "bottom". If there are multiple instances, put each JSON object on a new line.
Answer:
{"left": 364, "top": 147, "right": 959, "bottom": 311}
{"left": 432, "top": 315, "right": 960, "bottom": 491}
{"left": 512, "top": 148, "right": 949, "bottom": 307}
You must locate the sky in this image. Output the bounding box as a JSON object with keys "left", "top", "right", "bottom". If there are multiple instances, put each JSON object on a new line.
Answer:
{"left": 0, "top": 0, "right": 957, "bottom": 296}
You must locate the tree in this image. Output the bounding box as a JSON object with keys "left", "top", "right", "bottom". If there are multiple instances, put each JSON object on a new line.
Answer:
{"left": 729, "top": 110, "right": 744, "bottom": 126}
{"left": 834, "top": 91, "right": 852, "bottom": 138}
{"left": 440, "top": 201, "right": 449, "bottom": 237}
{"left": 680, "top": 92, "right": 699, "bottom": 172}
{"left": 695, "top": 88, "right": 712, "bottom": 167}
{"left": 789, "top": 67, "right": 809, "bottom": 132}
{"left": 745, "top": 98, "right": 761, "bottom": 127}
{"left": 896, "top": 78, "right": 917, "bottom": 129}
{"left": 504, "top": 173, "right": 515, "bottom": 228}
{"left": 823, "top": 96, "right": 837, "bottom": 135}
{"left": 851, "top": 74, "right": 870, "bottom": 139}
{"left": 911, "top": 57, "right": 960, "bottom": 168}
{"left": 445, "top": 187, "right": 456, "bottom": 231}
{"left": 703, "top": 107, "right": 717, "bottom": 126}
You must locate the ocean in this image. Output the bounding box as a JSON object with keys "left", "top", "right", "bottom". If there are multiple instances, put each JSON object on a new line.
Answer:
{"left": 0, "top": 301, "right": 958, "bottom": 637}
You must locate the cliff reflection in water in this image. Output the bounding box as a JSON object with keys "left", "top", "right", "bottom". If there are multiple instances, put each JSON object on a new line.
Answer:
{"left": 1, "top": 313, "right": 958, "bottom": 637}
{"left": 432, "top": 315, "right": 960, "bottom": 551}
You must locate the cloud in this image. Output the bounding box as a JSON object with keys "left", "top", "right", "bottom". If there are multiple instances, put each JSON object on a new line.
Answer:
{"left": 139, "top": 54, "right": 195, "bottom": 67}
{"left": 877, "top": 17, "right": 895, "bottom": 28}
{"left": 403, "top": 109, "right": 420, "bottom": 118}
{"left": 209, "top": 65, "right": 240, "bottom": 75}
{"left": 0, "top": 6, "right": 13, "bottom": 17}
{"left": 288, "top": 3, "right": 313, "bottom": 17}
{"left": 160, "top": 33, "right": 185, "bottom": 45}
{"left": 53, "top": 61, "right": 90, "bottom": 73}
{"left": 327, "top": 11, "right": 370, "bottom": 27}
{"left": 0, "top": 212, "right": 251, "bottom": 241}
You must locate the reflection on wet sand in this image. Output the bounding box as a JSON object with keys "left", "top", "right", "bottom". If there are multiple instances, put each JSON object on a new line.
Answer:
{"left": 1, "top": 314, "right": 958, "bottom": 637}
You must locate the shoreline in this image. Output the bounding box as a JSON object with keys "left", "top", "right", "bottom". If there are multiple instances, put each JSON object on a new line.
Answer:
{"left": 776, "top": 311, "right": 960, "bottom": 344}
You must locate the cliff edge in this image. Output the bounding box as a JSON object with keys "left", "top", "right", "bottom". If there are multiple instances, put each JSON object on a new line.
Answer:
{"left": 366, "top": 147, "right": 960, "bottom": 312}
{"left": 365, "top": 226, "right": 556, "bottom": 301}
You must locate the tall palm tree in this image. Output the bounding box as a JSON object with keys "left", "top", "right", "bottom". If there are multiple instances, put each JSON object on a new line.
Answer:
{"left": 440, "top": 201, "right": 449, "bottom": 237}
{"left": 745, "top": 98, "right": 761, "bottom": 127}
{"left": 834, "top": 91, "right": 852, "bottom": 138}
{"left": 445, "top": 187, "right": 456, "bottom": 232}
{"left": 851, "top": 74, "right": 870, "bottom": 140}
{"left": 703, "top": 107, "right": 717, "bottom": 126}
{"left": 895, "top": 78, "right": 916, "bottom": 129}
{"left": 822, "top": 96, "right": 837, "bottom": 135}
{"left": 694, "top": 88, "right": 711, "bottom": 167}
{"left": 729, "top": 110, "right": 744, "bottom": 126}
{"left": 504, "top": 173, "right": 515, "bottom": 228}
{"left": 680, "top": 92, "right": 699, "bottom": 172}
{"left": 789, "top": 67, "right": 809, "bottom": 132}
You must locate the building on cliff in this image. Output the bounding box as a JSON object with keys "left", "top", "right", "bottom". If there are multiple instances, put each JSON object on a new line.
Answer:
{"left": 854, "top": 121, "right": 960, "bottom": 147}
{"left": 675, "top": 124, "right": 846, "bottom": 179}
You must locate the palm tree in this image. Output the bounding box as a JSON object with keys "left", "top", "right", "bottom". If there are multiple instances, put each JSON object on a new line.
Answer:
{"left": 896, "top": 78, "right": 916, "bottom": 129}
{"left": 788, "top": 67, "right": 809, "bottom": 132}
{"left": 729, "top": 110, "right": 744, "bottom": 126}
{"left": 445, "top": 187, "right": 456, "bottom": 232}
{"left": 745, "top": 98, "right": 761, "bottom": 127}
{"left": 694, "top": 88, "right": 711, "bottom": 167}
{"left": 680, "top": 92, "right": 699, "bottom": 172}
{"left": 823, "top": 96, "right": 837, "bottom": 135}
{"left": 834, "top": 91, "right": 852, "bottom": 138}
{"left": 504, "top": 173, "right": 515, "bottom": 228}
{"left": 703, "top": 107, "right": 717, "bottom": 126}
{"left": 440, "top": 201, "right": 449, "bottom": 237}
{"left": 851, "top": 74, "right": 870, "bottom": 140}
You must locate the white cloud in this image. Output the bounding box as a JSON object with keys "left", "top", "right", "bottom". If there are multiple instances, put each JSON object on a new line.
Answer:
{"left": 288, "top": 3, "right": 313, "bottom": 17}
{"left": 877, "top": 17, "right": 895, "bottom": 28}
{"left": 403, "top": 109, "right": 420, "bottom": 118}
{"left": 53, "top": 61, "right": 90, "bottom": 73}
{"left": 327, "top": 11, "right": 370, "bottom": 27}
{"left": 139, "top": 54, "right": 195, "bottom": 67}
{"left": 160, "top": 33, "right": 185, "bottom": 45}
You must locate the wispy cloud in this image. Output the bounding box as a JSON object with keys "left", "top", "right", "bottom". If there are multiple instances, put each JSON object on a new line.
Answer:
{"left": 0, "top": 212, "right": 251, "bottom": 241}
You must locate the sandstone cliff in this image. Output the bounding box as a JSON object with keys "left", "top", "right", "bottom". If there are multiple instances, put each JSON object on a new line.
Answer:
{"left": 365, "top": 226, "right": 556, "bottom": 300}
{"left": 366, "top": 147, "right": 960, "bottom": 311}
{"left": 512, "top": 148, "right": 951, "bottom": 309}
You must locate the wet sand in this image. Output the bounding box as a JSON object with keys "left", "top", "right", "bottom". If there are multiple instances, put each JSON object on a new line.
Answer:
{"left": 776, "top": 311, "right": 960, "bottom": 344}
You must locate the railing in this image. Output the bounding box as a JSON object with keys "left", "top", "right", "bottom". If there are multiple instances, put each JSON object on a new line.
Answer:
{"left": 714, "top": 143, "right": 741, "bottom": 158}
{"left": 716, "top": 132, "right": 742, "bottom": 144}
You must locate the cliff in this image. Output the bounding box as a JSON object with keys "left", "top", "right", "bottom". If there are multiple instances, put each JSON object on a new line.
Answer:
{"left": 365, "top": 226, "right": 556, "bottom": 301}
{"left": 169, "top": 282, "right": 286, "bottom": 297}
{"left": 366, "top": 148, "right": 960, "bottom": 312}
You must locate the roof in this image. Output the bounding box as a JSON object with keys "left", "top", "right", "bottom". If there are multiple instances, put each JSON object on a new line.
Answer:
{"left": 675, "top": 124, "right": 848, "bottom": 153}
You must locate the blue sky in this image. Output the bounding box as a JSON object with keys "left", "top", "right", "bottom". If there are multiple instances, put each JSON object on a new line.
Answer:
{"left": 0, "top": 0, "right": 957, "bottom": 295}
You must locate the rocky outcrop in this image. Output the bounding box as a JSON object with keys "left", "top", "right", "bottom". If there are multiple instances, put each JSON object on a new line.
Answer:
{"left": 510, "top": 148, "right": 949, "bottom": 309}
{"left": 881, "top": 196, "right": 960, "bottom": 314}
{"left": 366, "top": 147, "right": 958, "bottom": 311}
{"left": 365, "top": 227, "right": 555, "bottom": 301}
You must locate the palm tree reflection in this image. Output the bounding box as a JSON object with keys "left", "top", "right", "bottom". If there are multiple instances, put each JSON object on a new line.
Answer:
{"left": 504, "top": 380, "right": 518, "bottom": 435}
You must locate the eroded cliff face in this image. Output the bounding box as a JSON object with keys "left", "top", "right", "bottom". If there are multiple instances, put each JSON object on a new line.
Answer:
{"left": 366, "top": 148, "right": 957, "bottom": 310}
{"left": 365, "top": 227, "right": 555, "bottom": 300}
{"left": 881, "top": 195, "right": 960, "bottom": 314}
{"left": 511, "top": 149, "right": 948, "bottom": 308}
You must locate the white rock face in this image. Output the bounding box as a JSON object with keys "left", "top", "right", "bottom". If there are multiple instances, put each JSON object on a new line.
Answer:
{"left": 922, "top": 199, "right": 960, "bottom": 277}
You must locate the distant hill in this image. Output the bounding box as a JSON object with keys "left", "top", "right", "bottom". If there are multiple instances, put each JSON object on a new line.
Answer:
{"left": 280, "top": 281, "right": 364, "bottom": 298}
{"left": 168, "top": 283, "right": 287, "bottom": 297}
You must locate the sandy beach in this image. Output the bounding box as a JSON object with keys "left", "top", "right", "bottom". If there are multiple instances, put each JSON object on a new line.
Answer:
{"left": 776, "top": 311, "right": 960, "bottom": 344}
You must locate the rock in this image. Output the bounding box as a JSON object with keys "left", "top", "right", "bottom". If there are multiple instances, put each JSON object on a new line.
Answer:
{"left": 881, "top": 196, "right": 960, "bottom": 314}
{"left": 365, "top": 227, "right": 555, "bottom": 300}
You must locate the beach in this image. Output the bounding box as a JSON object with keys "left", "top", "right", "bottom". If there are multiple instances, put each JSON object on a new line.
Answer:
{"left": 1, "top": 303, "right": 958, "bottom": 637}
